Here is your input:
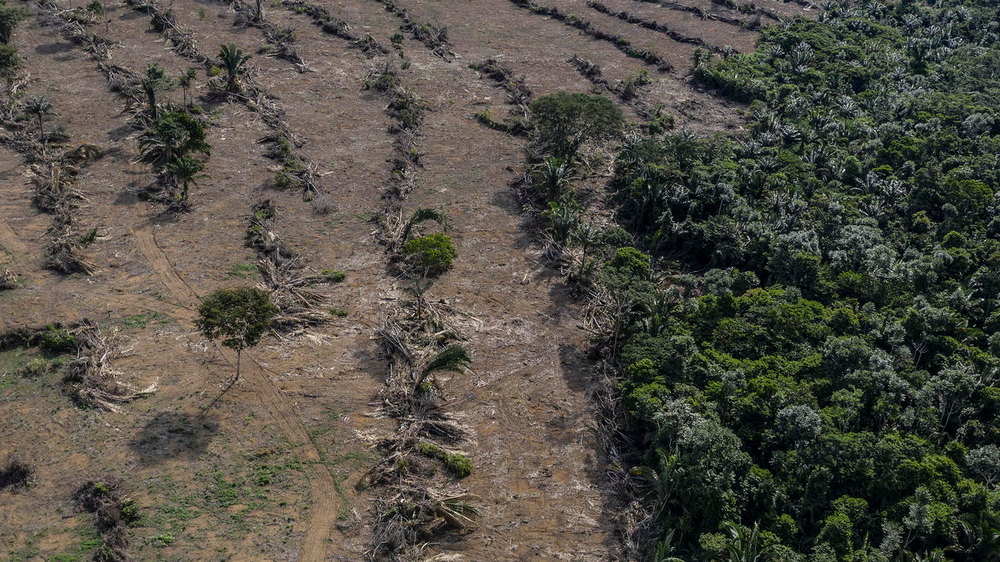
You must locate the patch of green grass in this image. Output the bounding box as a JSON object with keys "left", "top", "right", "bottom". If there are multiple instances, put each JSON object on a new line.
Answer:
{"left": 50, "top": 529, "right": 103, "bottom": 562}
{"left": 6, "top": 530, "right": 45, "bottom": 561}
{"left": 209, "top": 471, "right": 240, "bottom": 507}
{"left": 123, "top": 311, "right": 166, "bottom": 329}
{"left": 319, "top": 269, "right": 346, "bottom": 283}
{"left": 226, "top": 261, "right": 258, "bottom": 279}
{"left": 147, "top": 532, "right": 175, "bottom": 547}
{"left": 328, "top": 307, "right": 348, "bottom": 318}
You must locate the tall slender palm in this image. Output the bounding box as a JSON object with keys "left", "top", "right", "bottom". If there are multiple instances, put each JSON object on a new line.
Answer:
{"left": 141, "top": 63, "right": 171, "bottom": 120}
{"left": 218, "top": 43, "right": 250, "bottom": 92}
{"left": 164, "top": 156, "right": 206, "bottom": 206}
{"left": 403, "top": 273, "right": 434, "bottom": 324}
{"left": 23, "top": 95, "right": 53, "bottom": 142}
{"left": 177, "top": 67, "right": 196, "bottom": 109}
{"left": 722, "top": 522, "right": 770, "bottom": 562}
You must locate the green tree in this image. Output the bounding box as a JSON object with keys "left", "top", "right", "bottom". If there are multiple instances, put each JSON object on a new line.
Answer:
{"left": 528, "top": 92, "right": 624, "bottom": 164}
{"left": 195, "top": 287, "right": 277, "bottom": 381}
{"left": 0, "top": 1, "right": 25, "bottom": 45}
{"left": 23, "top": 95, "right": 54, "bottom": 142}
{"left": 218, "top": 43, "right": 250, "bottom": 93}
{"left": 401, "top": 233, "right": 457, "bottom": 276}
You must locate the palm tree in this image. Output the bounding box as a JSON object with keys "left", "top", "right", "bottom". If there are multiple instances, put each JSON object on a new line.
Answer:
{"left": 141, "top": 63, "right": 171, "bottom": 120}
{"left": 536, "top": 156, "right": 574, "bottom": 200}
{"left": 403, "top": 273, "right": 434, "bottom": 324}
{"left": 572, "top": 221, "right": 598, "bottom": 278}
{"left": 721, "top": 521, "right": 770, "bottom": 562}
{"left": 136, "top": 111, "right": 210, "bottom": 167}
{"left": 177, "top": 67, "right": 196, "bottom": 109}
{"left": 218, "top": 43, "right": 250, "bottom": 92}
{"left": 164, "top": 156, "right": 206, "bottom": 206}
{"left": 23, "top": 95, "right": 53, "bottom": 142}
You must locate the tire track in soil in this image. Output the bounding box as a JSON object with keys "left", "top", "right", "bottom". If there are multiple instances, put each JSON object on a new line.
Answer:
{"left": 132, "top": 225, "right": 342, "bottom": 561}
{"left": 0, "top": 219, "right": 30, "bottom": 261}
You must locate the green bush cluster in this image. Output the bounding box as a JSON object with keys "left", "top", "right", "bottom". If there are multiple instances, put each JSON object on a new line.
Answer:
{"left": 36, "top": 325, "right": 76, "bottom": 352}
{"left": 402, "top": 233, "right": 457, "bottom": 275}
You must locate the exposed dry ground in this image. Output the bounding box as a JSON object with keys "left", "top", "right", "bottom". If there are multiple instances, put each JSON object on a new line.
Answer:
{"left": 0, "top": 0, "right": 803, "bottom": 559}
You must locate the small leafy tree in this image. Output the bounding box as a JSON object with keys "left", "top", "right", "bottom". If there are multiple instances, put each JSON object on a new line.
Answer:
{"left": 140, "top": 63, "right": 172, "bottom": 120}
{"left": 0, "top": 1, "right": 25, "bottom": 45}
{"left": 196, "top": 287, "right": 277, "bottom": 381}
{"left": 528, "top": 92, "right": 624, "bottom": 164}
{"left": 401, "top": 233, "right": 457, "bottom": 276}
{"left": 218, "top": 43, "right": 250, "bottom": 92}
{"left": 23, "top": 95, "right": 54, "bottom": 142}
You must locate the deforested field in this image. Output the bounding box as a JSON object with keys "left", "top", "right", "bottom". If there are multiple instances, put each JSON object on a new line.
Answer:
{"left": 4, "top": 0, "right": 1000, "bottom": 561}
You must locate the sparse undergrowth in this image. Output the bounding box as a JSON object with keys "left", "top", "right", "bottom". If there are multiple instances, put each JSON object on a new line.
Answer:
{"left": 74, "top": 479, "right": 140, "bottom": 562}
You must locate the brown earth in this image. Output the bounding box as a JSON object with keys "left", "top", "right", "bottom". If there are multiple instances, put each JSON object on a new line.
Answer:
{"left": 0, "top": 0, "right": 805, "bottom": 559}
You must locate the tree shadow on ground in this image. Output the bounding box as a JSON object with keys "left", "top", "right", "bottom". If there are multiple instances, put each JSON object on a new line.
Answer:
{"left": 129, "top": 410, "right": 219, "bottom": 464}
{"left": 35, "top": 41, "right": 76, "bottom": 55}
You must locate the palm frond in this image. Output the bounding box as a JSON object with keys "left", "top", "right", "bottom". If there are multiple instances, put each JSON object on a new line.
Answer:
{"left": 401, "top": 207, "right": 448, "bottom": 243}
{"left": 421, "top": 344, "right": 471, "bottom": 375}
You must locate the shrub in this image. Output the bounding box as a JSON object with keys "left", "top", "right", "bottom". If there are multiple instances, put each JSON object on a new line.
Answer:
{"left": 19, "top": 357, "right": 50, "bottom": 377}
{"left": 418, "top": 441, "right": 442, "bottom": 457}
{"left": 611, "top": 247, "right": 650, "bottom": 277}
{"left": 599, "top": 226, "right": 633, "bottom": 249}
{"left": 401, "top": 233, "right": 457, "bottom": 275}
{"left": 319, "top": 269, "right": 346, "bottom": 283}
{"left": 443, "top": 452, "right": 472, "bottom": 478}
{"left": 36, "top": 325, "right": 76, "bottom": 352}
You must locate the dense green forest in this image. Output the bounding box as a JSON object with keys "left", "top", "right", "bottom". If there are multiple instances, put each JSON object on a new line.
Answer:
{"left": 534, "top": 0, "right": 1000, "bottom": 560}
